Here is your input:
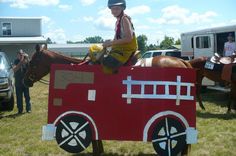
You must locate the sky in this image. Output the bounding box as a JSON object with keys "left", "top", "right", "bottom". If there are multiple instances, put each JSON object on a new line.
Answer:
{"left": 0, "top": 0, "right": 236, "bottom": 44}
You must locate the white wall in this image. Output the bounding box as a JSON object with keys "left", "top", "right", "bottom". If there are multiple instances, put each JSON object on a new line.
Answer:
{"left": 0, "top": 18, "right": 42, "bottom": 37}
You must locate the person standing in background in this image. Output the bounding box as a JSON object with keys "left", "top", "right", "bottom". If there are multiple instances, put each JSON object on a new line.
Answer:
{"left": 13, "top": 49, "right": 32, "bottom": 114}
{"left": 224, "top": 33, "right": 236, "bottom": 56}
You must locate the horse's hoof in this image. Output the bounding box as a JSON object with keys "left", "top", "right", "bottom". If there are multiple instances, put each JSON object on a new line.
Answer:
{"left": 227, "top": 109, "right": 236, "bottom": 114}
{"left": 231, "top": 109, "right": 236, "bottom": 113}
{"left": 200, "top": 106, "right": 206, "bottom": 110}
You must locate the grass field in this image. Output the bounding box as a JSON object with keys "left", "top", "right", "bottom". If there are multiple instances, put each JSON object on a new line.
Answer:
{"left": 0, "top": 80, "right": 236, "bottom": 156}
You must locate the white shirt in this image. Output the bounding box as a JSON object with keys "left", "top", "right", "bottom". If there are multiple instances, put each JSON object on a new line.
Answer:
{"left": 115, "top": 15, "right": 134, "bottom": 39}
{"left": 224, "top": 41, "right": 236, "bottom": 56}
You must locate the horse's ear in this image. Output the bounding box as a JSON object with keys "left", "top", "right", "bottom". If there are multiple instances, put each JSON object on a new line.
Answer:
{"left": 35, "top": 44, "right": 41, "bottom": 53}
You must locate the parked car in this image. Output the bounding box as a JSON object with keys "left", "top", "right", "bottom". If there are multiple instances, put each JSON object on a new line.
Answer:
{"left": 0, "top": 52, "right": 14, "bottom": 111}
{"left": 141, "top": 49, "right": 192, "bottom": 60}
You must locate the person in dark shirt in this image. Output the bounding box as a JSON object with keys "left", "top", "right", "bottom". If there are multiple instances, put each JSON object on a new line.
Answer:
{"left": 13, "top": 49, "right": 31, "bottom": 114}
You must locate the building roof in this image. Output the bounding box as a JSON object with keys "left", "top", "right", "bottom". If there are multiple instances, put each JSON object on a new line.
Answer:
{"left": 48, "top": 43, "right": 101, "bottom": 49}
{"left": 48, "top": 44, "right": 99, "bottom": 56}
{"left": 0, "top": 36, "right": 47, "bottom": 44}
{"left": 0, "top": 17, "right": 42, "bottom": 20}
{"left": 181, "top": 24, "right": 236, "bottom": 35}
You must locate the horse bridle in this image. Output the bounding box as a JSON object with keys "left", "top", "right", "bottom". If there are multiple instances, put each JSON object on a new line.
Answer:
{"left": 26, "top": 65, "right": 50, "bottom": 86}
{"left": 39, "top": 79, "right": 50, "bottom": 85}
{"left": 26, "top": 51, "right": 50, "bottom": 85}
{"left": 27, "top": 67, "right": 36, "bottom": 82}
{"left": 27, "top": 64, "right": 39, "bottom": 84}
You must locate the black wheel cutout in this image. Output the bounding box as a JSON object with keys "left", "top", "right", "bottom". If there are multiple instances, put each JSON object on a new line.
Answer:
{"left": 55, "top": 115, "right": 92, "bottom": 153}
{"left": 152, "top": 117, "right": 186, "bottom": 156}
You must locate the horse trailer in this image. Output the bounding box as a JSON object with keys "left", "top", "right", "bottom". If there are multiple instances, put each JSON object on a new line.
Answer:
{"left": 181, "top": 24, "right": 236, "bottom": 58}
{"left": 181, "top": 24, "right": 236, "bottom": 86}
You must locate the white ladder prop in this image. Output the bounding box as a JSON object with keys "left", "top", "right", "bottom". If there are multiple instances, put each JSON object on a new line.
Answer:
{"left": 122, "top": 76, "right": 194, "bottom": 105}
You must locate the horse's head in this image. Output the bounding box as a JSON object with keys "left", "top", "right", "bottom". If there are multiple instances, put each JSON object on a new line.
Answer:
{"left": 23, "top": 44, "right": 50, "bottom": 87}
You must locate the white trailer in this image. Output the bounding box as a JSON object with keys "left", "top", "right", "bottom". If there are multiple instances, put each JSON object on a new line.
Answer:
{"left": 181, "top": 24, "right": 236, "bottom": 86}
{"left": 181, "top": 24, "right": 236, "bottom": 58}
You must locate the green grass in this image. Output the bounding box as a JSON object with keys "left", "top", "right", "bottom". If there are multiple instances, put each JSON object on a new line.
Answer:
{"left": 0, "top": 80, "right": 236, "bottom": 156}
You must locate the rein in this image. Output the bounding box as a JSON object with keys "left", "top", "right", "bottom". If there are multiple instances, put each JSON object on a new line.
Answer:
{"left": 33, "top": 54, "right": 90, "bottom": 86}
{"left": 39, "top": 78, "right": 50, "bottom": 85}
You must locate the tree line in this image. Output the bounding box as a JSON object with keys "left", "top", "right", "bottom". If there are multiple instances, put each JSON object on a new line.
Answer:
{"left": 47, "top": 34, "right": 181, "bottom": 55}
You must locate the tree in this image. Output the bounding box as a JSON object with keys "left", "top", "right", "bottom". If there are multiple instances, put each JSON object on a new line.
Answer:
{"left": 67, "top": 40, "right": 74, "bottom": 44}
{"left": 159, "top": 36, "right": 174, "bottom": 49}
{"left": 46, "top": 37, "right": 55, "bottom": 44}
{"left": 147, "top": 44, "right": 159, "bottom": 51}
{"left": 66, "top": 40, "right": 83, "bottom": 44}
{"left": 175, "top": 38, "right": 181, "bottom": 45}
{"left": 84, "top": 36, "right": 104, "bottom": 43}
{"left": 137, "top": 34, "right": 148, "bottom": 54}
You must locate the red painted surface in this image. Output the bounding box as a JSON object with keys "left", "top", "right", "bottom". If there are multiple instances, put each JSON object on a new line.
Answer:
{"left": 47, "top": 64, "right": 196, "bottom": 141}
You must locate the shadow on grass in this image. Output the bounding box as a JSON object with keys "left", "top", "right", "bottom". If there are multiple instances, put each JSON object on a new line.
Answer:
{"left": 72, "top": 153, "right": 156, "bottom": 156}
{"left": 197, "top": 88, "right": 236, "bottom": 119}
{"left": 197, "top": 110, "right": 236, "bottom": 120}
{"left": 0, "top": 111, "right": 25, "bottom": 120}
{"left": 200, "top": 88, "right": 233, "bottom": 108}
{"left": 203, "top": 100, "right": 228, "bottom": 108}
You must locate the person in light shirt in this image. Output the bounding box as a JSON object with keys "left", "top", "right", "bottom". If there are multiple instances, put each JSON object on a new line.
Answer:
{"left": 101, "top": 0, "right": 138, "bottom": 73}
{"left": 224, "top": 33, "right": 236, "bottom": 56}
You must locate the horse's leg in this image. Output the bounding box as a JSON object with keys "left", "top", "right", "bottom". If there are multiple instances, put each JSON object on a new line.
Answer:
{"left": 227, "top": 89, "right": 232, "bottom": 113}
{"left": 92, "top": 140, "right": 99, "bottom": 156}
{"left": 230, "top": 83, "right": 236, "bottom": 112}
{"left": 196, "top": 72, "right": 205, "bottom": 110}
{"left": 196, "top": 85, "right": 205, "bottom": 110}
{"left": 92, "top": 140, "right": 104, "bottom": 156}
{"left": 97, "top": 140, "right": 104, "bottom": 153}
{"left": 181, "top": 144, "right": 191, "bottom": 156}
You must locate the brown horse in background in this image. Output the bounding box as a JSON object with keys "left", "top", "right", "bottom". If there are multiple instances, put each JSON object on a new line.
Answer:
{"left": 23, "top": 45, "right": 193, "bottom": 156}
{"left": 135, "top": 56, "right": 192, "bottom": 68}
{"left": 189, "top": 57, "right": 235, "bottom": 112}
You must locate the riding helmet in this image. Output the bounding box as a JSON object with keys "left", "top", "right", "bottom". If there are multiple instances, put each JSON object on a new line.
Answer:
{"left": 108, "top": 0, "right": 126, "bottom": 10}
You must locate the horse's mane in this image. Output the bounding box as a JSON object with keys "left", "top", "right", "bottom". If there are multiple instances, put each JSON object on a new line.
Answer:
{"left": 188, "top": 56, "right": 208, "bottom": 68}
{"left": 40, "top": 49, "right": 83, "bottom": 64}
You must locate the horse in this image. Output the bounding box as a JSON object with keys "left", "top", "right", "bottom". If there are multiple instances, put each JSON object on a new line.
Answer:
{"left": 24, "top": 45, "right": 192, "bottom": 87}
{"left": 189, "top": 56, "right": 236, "bottom": 112}
{"left": 23, "top": 45, "right": 192, "bottom": 155}
{"left": 23, "top": 45, "right": 105, "bottom": 155}
{"left": 23, "top": 45, "right": 83, "bottom": 87}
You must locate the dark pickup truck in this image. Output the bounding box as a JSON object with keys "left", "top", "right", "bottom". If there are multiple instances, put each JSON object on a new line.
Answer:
{"left": 0, "top": 52, "right": 14, "bottom": 111}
